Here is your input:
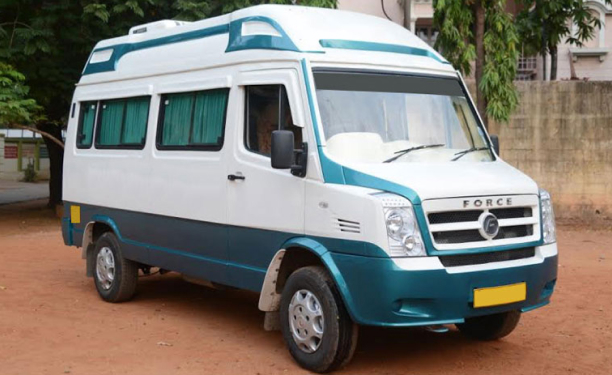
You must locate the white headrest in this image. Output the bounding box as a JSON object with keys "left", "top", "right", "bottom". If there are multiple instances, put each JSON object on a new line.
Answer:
{"left": 326, "top": 132, "right": 385, "bottom": 163}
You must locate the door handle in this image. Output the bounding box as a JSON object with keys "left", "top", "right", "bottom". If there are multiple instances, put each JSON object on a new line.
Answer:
{"left": 228, "top": 174, "right": 246, "bottom": 181}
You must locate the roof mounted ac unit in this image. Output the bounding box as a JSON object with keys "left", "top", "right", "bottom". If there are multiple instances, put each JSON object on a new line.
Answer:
{"left": 129, "top": 20, "right": 192, "bottom": 35}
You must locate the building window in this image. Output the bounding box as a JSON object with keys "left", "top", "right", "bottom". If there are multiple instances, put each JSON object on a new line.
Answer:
{"left": 95, "top": 96, "right": 150, "bottom": 149}
{"left": 244, "top": 85, "right": 301, "bottom": 157}
{"left": 77, "top": 102, "right": 97, "bottom": 149}
{"left": 156, "top": 88, "right": 229, "bottom": 150}
{"left": 415, "top": 19, "right": 438, "bottom": 47}
{"left": 516, "top": 54, "right": 537, "bottom": 81}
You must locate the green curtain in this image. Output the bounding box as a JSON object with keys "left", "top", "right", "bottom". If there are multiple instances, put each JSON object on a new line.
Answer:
{"left": 79, "top": 102, "right": 96, "bottom": 147}
{"left": 122, "top": 97, "right": 149, "bottom": 145}
{"left": 162, "top": 93, "right": 193, "bottom": 146}
{"left": 98, "top": 101, "right": 124, "bottom": 146}
{"left": 191, "top": 89, "right": 228, "bottom": 145}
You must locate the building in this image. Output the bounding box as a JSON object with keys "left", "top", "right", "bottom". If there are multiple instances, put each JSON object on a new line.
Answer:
{"left": 556, "top": 0, "right": 612, "bottom": 80}
{"left": 0, "top": 129, "right": 50, "bottom": 180}
{"left": 337, "top": 0, "right": 612, "bottom": 81}
{"left": 337, "top": 0, "right": 436, "bottom": 46}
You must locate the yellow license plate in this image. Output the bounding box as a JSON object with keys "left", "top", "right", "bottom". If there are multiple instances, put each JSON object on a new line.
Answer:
{"left": 473, "top": 282, "right": 526, "bottom": 308}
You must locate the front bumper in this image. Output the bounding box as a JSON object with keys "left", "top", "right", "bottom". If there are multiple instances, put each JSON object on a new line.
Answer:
{"left": 331, "top": 244, "right": 558, "bottom": 327}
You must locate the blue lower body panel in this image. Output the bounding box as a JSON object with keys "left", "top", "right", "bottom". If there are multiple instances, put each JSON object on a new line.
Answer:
{"left": 332, "top": 252, "right": 558, "bottom": 327}
{"left": 62, "top": 201, "right": 558, "bottom": 328}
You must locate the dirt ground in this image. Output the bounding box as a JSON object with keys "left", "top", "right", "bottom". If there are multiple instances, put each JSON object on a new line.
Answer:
{"left": 0, "top": 200, "right": 611, "bottom": 375}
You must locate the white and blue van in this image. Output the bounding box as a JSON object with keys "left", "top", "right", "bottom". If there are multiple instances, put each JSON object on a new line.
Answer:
{"left": 62, "top": 5, "right": 558, "bottom": 372}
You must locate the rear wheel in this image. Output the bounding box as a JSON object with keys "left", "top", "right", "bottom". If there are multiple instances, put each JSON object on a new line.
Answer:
{"left": 456, "top": 310, "right": 521, "bottom": 341}
{"left": 93, "top": 232, "right": 138, "bottom": 302}
{"left": 280, "top": 266, "right": 358, "bottom": 373}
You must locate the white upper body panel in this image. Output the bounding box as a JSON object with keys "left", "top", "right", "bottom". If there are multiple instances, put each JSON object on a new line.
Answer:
{"left": 341, "top": 159, "right": 539, "bottom": 201}
{"left": 78, "top": 4, "right": 454, "bottom": 86}
{"left": 65, "top": 4, "right": 540, "bottom": 251}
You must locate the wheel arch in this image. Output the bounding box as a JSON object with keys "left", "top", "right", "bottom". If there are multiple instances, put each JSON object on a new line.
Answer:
{"left": 82, "top": 216, "right": 121, "bottom": 277}
{"left": 258, "top": 237, "right": 357, "bottom": 321}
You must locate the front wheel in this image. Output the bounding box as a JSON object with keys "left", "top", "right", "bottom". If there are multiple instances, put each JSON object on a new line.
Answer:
{"left": 280, "top": 266, "right": 358, "bottom": 373}
{"left": 456, "top": 310, "right": 521, "bottom": 341}
{"left": 93, "top": 232, "right": 138, "bottom": 302}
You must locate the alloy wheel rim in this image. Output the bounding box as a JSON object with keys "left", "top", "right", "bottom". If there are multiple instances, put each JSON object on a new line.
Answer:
{"left": 288, "top": 289, "right": 325, "bottom": 353}
{"left": 96, "top": 247, "right": 115, "bottom": 290}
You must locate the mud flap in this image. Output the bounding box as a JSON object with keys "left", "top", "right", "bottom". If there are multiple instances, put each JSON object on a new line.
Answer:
{"left": 264, "top": 311, "right": 281, "bottom": 331}
{"left": 86, "top": 244, "right": 96, "bottom": 277}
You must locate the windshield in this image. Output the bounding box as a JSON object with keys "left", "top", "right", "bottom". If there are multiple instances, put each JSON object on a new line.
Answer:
{"left": 314, "top": 71, "right": 494, "bottom": 163}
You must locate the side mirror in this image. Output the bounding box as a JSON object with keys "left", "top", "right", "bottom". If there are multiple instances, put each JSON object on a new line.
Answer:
{"left": 271, "top": 130, "right": 294, "bottom": 169}
{"left": 490, "top": 134, "right": 500, "bottom": 156}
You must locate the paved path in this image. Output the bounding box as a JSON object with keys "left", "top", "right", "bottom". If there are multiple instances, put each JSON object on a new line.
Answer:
{"left": 0, "top": 180, "right": 48, "bottom": 205}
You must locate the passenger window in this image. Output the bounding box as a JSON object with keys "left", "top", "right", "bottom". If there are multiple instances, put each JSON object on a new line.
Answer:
{"left": 245, "top": 85, "right": 301, "bottom": 156}
{"left": 95, "top": 96, "right": 150, "bottom": 149}
{"left": 77, "top": 102, "right": 97, "bottom": 149}
{"left": 157, "top": 88, "right": 229, "bottom": 150}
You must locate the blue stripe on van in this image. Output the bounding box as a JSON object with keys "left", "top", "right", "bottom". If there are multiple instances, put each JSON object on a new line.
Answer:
{"left": 319, "top": 39, "right": 451, "bottom": 65}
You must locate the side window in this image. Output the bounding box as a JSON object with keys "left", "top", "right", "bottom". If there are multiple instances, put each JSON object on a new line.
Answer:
{"left": 245, "top": 85, "right": 302, "bottom": 156}
{"left": 77, "top": 101, "right": 97, "bottom": 149}
{"left": 95, "top": 96, "right": 150, "bottom": 149}
{"left": 157, "top": 88, "right": 229, "bottom": 150}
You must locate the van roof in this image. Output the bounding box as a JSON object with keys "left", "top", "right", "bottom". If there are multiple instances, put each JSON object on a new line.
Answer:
{"left": 80, "top": 5, "right": 453, "bottom": 83}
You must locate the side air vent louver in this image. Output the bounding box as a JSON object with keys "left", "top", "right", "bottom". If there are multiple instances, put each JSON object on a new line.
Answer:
{"left": 335, "top": 218, "right": 361, "bottom": 234}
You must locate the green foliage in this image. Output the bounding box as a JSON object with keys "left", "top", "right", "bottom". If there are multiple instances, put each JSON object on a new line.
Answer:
{"left": 517, "top": 0, "right": 611, "bottom": 54}
{"left": 0, "top": 0, "right": 337, "bottom": 127}
{"left": 0, "top": 62, "right": 42, "bottom": 127}
{"left": 482, "top": 0, "right": 519, "bottom": 122}
{"left": 433, "top": 0, "right": 519, "bottom": 123}
{"left": 433, "top": 0, "right": 476, "bottom": 76}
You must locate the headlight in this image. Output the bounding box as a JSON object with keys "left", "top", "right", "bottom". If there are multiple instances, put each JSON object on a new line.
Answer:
{"left": 374, "top": 193, "right": 426, "bottom": 257}
{"left": 540, "top": 189, "right": 556, "bottom": 244}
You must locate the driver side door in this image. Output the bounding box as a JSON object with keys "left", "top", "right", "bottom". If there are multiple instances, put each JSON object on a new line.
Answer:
{"left": 225, "top": 68, "right": 307, "bottom": 290}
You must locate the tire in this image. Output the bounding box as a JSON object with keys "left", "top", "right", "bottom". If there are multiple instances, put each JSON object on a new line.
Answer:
{"left": 456, "top": 310, "right": 521, "bottom": 341}
{"left": 280, "top": 266, "right": 358, "bottom": 373}
{"left": 93, "top": 232, "right": 138, "bottom": 303}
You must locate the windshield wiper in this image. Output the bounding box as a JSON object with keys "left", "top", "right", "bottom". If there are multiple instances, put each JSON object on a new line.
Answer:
{"left": 451, "top": 146, "right": 490, "bottom": 161}
{"left": 383, "top": 144, "right": 445, "bottom": 163}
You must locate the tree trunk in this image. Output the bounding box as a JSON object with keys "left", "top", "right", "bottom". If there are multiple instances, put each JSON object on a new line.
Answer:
{"left": 474, "top": 0, "right": 488, "bottom": 128}
{"left": 37, "top": 122, "right": 64, "bottom": 209}
{"left": 541, "top": 24, "right": 548, "bottom": 80}
{"left": 550, "top": 44, "right": 558, "bottom": 81}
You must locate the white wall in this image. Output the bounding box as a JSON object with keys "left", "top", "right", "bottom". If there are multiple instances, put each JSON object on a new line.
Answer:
{"left": 337, "top": 0, "right": 404, "bottom": 25}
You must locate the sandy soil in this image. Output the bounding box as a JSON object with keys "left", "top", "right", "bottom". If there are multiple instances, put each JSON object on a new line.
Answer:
{"left": 0, "top": 200, "right": 611, "bottom": 375}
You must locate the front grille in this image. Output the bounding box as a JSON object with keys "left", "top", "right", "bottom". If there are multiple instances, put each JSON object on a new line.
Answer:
{"left": 433, "top": 230, "right": 486, "bottom": 244}
{"left": 439, "top": 247, "right": 536, "bottom": 267}
{"left": 428, "top": 207, "right": 531, "bottom": 224}
{"left": 428, "top": 210, "right": 481, "bottom": 224}
{"left": 490, "top": 207, "right": 532, "bottom": 219}
{"left": 494, "top": 225, "right": 533, "bottom": 239}
{"left": 424, "top": 197, "right": 540, "bottom": 249}
{"left": 433, "top": 225, "right": 534, "bottom": 244}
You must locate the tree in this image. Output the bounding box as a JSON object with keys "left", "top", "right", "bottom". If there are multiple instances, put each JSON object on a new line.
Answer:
{"left": 0, "top": 63, "right": 64, "bottom": 147}
{"left": 0, "top": 63, "right": 40, "bottom": 126}
{"left": 517, "top": 0, "right": 611, "bottom": 80}
{"left": 433, "top": 0, "right": 519, "bottom": 126}
{"left": 0, "top": 0, "right": 336, "bottom": 209}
